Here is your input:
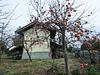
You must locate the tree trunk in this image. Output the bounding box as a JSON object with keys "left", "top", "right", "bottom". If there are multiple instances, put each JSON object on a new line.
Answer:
{"left": 24, "top": 42, "right": 32, "bottom": 62}
{"left": 62, "top": 28, "right": 70, "bottom": 75}
{"left": 0, "top": 27, "right": 3, "bottom": 64}
{"left": 0, "top": 50, "right": 1, "bottom": 64}
{"left": 99, "top": 49, "right": 100, "bottom": 64}
{"left": 98, "top": 41, "right": 100, "bottom": 72}
{"left": 24, "top": 46, "right": 32, "bottom": 62}
{"left": 25, "top": 49, "right": 32, "bottom": 62}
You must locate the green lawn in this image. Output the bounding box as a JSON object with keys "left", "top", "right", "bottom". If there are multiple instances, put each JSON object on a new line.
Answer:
{"left": 0, "top": 53, "right": 80, "bottom": 75}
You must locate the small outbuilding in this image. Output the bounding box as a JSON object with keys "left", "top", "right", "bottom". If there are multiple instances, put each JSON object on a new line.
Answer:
{"left": 15, "top": 21, "right": 60, "bottom": 59}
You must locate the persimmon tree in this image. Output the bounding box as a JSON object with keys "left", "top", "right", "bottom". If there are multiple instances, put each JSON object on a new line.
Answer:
{"left": 21, "top": 0, "right": 100, "bottom": 74}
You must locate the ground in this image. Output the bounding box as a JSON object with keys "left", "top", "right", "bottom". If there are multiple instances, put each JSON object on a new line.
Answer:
{"left": 0, "top": 53, "right": 84, "bottom": 75}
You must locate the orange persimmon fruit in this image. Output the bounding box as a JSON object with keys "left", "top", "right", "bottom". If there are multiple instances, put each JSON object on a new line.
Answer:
{"left": 76, "top": 25, "right": 80, "bottom": 28}
{"left": 94, "top": 50, "right": 97, "bottom": 53}
{"left": 48, "top": 21, "right": 52, "bottom": 23}
{"left": 68, "top": 13, "right": 71, "bottom": 17}
{"left": 50, "top": 9, "right": 53, "bottom": 12}
{"left": 41, "top": 7, "right": 43, "bottom": 9}
{"left": 86, "top": 42, "right": 92, "bottom": 46}
{"left": 84, "top": 64, "right": 88, "bottom": 66}
{"left": 40, "top": 26, "right": 43, "bottom": 28}
{"left": 46, "top": 30, "right": 49, "bottom": 32}
{"left": 64, "top": 26, "right": 67, "bottom": 28}
{"left": 73, "top": 10, "right": 77, "bottom": 12}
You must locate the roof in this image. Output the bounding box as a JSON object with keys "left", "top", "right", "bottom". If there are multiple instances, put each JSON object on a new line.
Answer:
{"left": 15, "top": 21, "right": 36, "bottom": 34}
{"left": 15, "top": 21, "right": 56, "bottom": 38}
{"left": 9, "top": 46, "right": 23, "bottom": 51}
{"left": 9, "top": 46, "right": 16, "bottom": 51}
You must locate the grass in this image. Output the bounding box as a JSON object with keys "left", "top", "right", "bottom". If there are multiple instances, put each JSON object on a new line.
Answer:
{"left": 0, "top": 53, "right": 80, "bottom": 75}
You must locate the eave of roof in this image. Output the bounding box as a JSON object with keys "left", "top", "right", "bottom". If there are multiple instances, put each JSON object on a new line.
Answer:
{"left": 15, "top": 21, "right": 36, "bottom": 34}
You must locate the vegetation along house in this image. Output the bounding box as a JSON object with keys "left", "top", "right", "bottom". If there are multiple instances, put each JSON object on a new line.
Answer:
{"left": 14, "top": 21, "right": 61, "bottom": 59}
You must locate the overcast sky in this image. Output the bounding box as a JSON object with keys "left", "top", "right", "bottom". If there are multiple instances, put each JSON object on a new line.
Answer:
{"left": 3, "top": 0, "right": 100, "bottom": 34}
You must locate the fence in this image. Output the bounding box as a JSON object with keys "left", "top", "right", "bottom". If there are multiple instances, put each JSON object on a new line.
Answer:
{"left": 75, "top": 50, "right": 100, "bottom": 62}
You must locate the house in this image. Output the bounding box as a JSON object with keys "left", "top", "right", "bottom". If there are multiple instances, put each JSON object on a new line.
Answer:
{"left": 15, "top": 21, "right": 60, "bottom": 59}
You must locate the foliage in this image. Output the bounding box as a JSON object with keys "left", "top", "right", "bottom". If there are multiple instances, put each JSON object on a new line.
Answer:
{"left": 67, "top": 47, "right": 72, "bottom": 52}
{"left": 47, "top": 62, "right": 66, "bottom": 74}
{"left": 5, "top": 71, "right": 31, "bottom": 75}
{"left": 72, "top": 69, "right": 81, "bottom": 75}
{"left": 81, "top": 39, "right": 100, "bottom": 63}
{"left": 0, "top": 42, "right": 7, "bottom": 52}
{"left": 81, "top": 39, "right": 100, "bottom": 50}
{"left": 92, "top": 41, "right": 100, "bottom": 50}
{"left": 72, "top": 65, "right": 100, "bottom": 75}
{"left": 84, "top": 65, "right": 100, "bottom": 75}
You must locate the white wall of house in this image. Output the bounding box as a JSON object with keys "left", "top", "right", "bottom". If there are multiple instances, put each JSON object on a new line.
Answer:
{"left": 22, "top": 28, "right": 51, "bottom": 59}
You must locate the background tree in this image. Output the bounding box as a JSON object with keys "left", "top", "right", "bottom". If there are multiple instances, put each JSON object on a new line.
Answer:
{"left": 0, "top": 0, "right": 17, "bottom": 63}
{"left": 81, "top": 32, "right": 100, "bottom": 63}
